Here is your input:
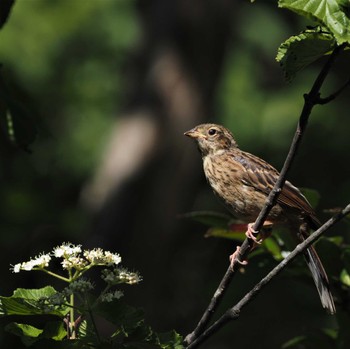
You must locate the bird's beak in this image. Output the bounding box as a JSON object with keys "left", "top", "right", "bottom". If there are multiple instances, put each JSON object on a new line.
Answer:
{"left": 184, "top": 128, "right": 204, "bottom": 139}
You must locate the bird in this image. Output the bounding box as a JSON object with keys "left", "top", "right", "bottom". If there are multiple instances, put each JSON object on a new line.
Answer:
{"left": 184, "top": 123, "right": 335, "bottom": 314}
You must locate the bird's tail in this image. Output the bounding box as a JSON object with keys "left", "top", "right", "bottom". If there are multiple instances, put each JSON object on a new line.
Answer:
{"left": 303, "top": 243, "right": 336, "bottom": 314}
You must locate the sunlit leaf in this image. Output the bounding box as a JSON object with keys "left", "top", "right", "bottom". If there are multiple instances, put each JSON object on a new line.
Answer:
{"left": 205, "top": 227, "right": 246, "bottom": 241}
{"left": 0, "top": 286, "right": 67, "bottom": 317}
{"left": 279, "top": 0, "right": 350, "bottom": 44}
{"left": 262, "top": 238, "right": 283, "bottom": 261}
{"left": 340, "top": 269, "right": 350, "bottom": 287}
{"left": 5, "top": 322, "right": 43, "bottom": 346}
{"left": 276, "top": 29, "right": 336, "bottom": 81}
{"left": 158, "top": 330, "right": 184, "bottom": 349}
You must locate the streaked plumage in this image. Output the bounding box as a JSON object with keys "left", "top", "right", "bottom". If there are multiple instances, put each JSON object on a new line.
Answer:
{"left": 185, "top": 123, "right": 335, "bottom": 314}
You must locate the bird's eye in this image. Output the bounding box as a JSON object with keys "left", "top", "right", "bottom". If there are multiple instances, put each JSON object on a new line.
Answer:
{"left": 208, "top": 128, "right": 217, "bottom": 136}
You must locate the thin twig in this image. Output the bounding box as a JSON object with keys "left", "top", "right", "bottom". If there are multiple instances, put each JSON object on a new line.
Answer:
{"left": 184, "top": 44, "right": 345, "bottom": 345}
{"left": 186, "top": 203, "right": 350, "bottom": 349}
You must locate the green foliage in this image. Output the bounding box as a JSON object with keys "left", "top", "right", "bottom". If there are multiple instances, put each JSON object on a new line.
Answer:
{"left": 279, "top": 0, "right": 350, "bottom": 44}
{"left": 1, "top": 244, "right": 183, "bottom": 348}
{"left": 0, "top": 286, "right": 68, "bottom": 317}
{"left": 276, "top": 29, "right": 336, "bottom": 81}
{"left": 277, "top": 0, "right": 350, "bottom": 80}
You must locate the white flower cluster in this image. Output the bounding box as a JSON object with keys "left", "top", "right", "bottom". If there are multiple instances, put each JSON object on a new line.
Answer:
{"left": 101, "top": 290, "right": 124, "bottom": 302}
{"left": 12, "top": 253, "right": 51, "bottom": 273}
{"left": 84, "top": 248, "right": 122, "bottom": 266}
{"left": 101, "top": 268, "right": 142, "bottom": 285}
{"left": 11, "top": 243, "right": 123, "bottom": 273}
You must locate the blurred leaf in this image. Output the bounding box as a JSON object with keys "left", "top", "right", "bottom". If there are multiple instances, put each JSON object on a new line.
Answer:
{"left": 299, "top": 187, "right": 321, "bottom": 209}
{"left": 340, "top": 269, "right": 350, "bottom": 287}
{"left": 262, "top": 238, "right": 283, "bottom": 261}
{"left": 0, "top": 286, "right": 67, "bottom": 317}
{"left": 180, "top": 211, "right": 231, "bottom": 228}
{"left": 276, "top": 29, "right": 336, "bottom": 81}
{"left": 205, "top": 227, "right": 246, "bottom": 241}
{"left": 0, "top": 73, "right": 37, "bottom": 151}
{"left": 0, "top": 0, "right": 15, "bottom": 29}
{"left": 279, "top": 0, "right": 350, "bottom": 44}
{"left": 282, "top": 335, "right": 307, "bottom": 349}
{"left": 325, "top": 236, "right": 344, "bottom": 246}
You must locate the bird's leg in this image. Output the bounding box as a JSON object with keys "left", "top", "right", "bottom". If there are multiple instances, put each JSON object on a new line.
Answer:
{"left": 229, "top": 246, "right": 248, "bottom": 268}
{"left": 245, "top": 220, "right": 273, "bottom": 244}
{"left": 230, "top": 221, "right": 273, "bottom": 268}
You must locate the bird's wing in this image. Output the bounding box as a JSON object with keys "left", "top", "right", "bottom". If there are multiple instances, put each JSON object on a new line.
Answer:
{"left": 232, "top": 151, "right": 320, "bottom": 226}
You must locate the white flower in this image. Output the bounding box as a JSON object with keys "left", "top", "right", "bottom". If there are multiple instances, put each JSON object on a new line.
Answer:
{"left": 11, "top": 253, "right": 51, "bottom": 273}
{"left": 53, "top": 243, "right": 82, "bottom": 258}
{"left": 84, "top": 248, "right": 121, "bottom": 266}
{"left": 11, "top": 263, "right": 22, "bottom": 273}
{"left": 104, "top": 251, "right": 122, "bottom": 265}
{"left": 101, "top": 268, "right": 142, "bottom": 285}
{"left": 53, "top": 243, "right": 81, "bottom": 258}
{"left": 61, "top": 256, "right": 87, "bottom": 270}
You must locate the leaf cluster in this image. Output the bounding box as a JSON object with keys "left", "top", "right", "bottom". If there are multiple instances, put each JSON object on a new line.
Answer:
{"left": 277, "top": 0, "right": 350, "bottom": 81}
{"left": 0, "top": 286, "right": 183, "bottom": 348}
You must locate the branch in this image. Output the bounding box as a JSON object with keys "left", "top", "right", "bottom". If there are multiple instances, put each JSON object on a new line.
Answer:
{"left": 184, "top": 44, "right": 345, "bottom": 345}
{"left": 186, "top": 203, "right": 350, "bottom": 349}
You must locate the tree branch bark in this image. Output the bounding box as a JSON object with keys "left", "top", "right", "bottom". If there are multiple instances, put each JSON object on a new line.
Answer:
{"left": 186, "top": 203, "right": 350, "bottom": 349}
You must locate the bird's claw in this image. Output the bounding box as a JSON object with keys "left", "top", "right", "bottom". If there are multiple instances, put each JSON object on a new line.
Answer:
{"left": 229, "top": 246, "right": 248, "bottom": 269}
{"left": 245, "top": 223, "right": 263, "bottom": 244}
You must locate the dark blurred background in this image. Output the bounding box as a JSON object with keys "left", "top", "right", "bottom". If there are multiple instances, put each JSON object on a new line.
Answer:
{"left": 0, "top": 0, "right": 349, "bottom": 348}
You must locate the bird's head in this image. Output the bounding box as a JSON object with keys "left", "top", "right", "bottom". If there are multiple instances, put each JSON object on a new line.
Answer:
{"left": 184, "top": 123, "right": 238, "bottom": 156}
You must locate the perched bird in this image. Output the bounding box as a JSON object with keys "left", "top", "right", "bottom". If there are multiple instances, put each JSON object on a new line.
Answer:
{"left": 184, "top": 123, "right": 335, "bottom": 314}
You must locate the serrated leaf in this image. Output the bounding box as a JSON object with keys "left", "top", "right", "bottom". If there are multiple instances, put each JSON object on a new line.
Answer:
{"left": 0, "top": 286, "right": 67, "bottom": 317}
{"left": 279, "top": 0, "right": 350, "bottom": 44}
{"left": 158, "top": 330, "right": 184, "bottom": 349}
{"left": 179, "top": 211, "right": 231, "bottom": 228}
{"left": 276, "top": 30, "right": 336, "bottom": 81}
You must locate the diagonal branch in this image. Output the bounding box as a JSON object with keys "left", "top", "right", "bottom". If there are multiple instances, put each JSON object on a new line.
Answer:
{"left": 184, "top": 44, "right": 345, "bottom": 346}
{"left": 186, "top": 203, "right": 350, "bottom": 349}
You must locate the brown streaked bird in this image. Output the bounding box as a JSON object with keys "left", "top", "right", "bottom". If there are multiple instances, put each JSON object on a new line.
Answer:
{"left": 184, "top": 123, "right": 335, "bottom": 314}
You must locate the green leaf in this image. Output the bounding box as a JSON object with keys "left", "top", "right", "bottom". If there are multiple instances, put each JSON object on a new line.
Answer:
{"left": 299, "top": 187, "right": 321, "bottom": 208}
{"left": 5, "top": 321, "right": 67, "bottom": 346}
{"left": 158, "top": 330, "right": 184, "bottom": 349}
{"left": 262, "top": 238, "right": 283, "bottom": 261}
{"left": 5, "top": 322, "right": 43, "bottom": 346}
{"left": 282, "top": 335, "right": 307, "bottom": 349}
{"left": 179, "top": 211, "right": 231, "bottom": 228}
{"left": 0, "top": 286, "right": 68, "bottom": 317}
{"left": 276, "top": 30, "right": 336, "bottom": 81}
{"left": 204, "top": 227, "right": 246, "bottom": 241}
{"left": 42, "top": 321, "right": 67, "bottom": 341}
{"left": 340, "top": 269, "right": 350, "bottom": 287}
{"left": 279, "top": 0, "right": 350, "bottom": 44}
